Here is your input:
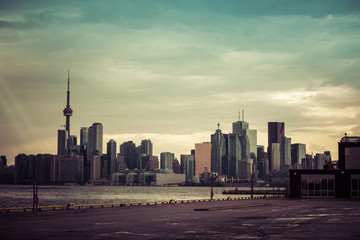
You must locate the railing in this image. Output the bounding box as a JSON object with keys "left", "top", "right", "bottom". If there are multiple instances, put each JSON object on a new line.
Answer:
{"left": 0, "top": 195, "right": 283, "bottom": 213}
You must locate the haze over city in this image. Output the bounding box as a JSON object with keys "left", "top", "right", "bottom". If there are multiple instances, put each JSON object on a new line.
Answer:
{"left": 1, "top": 0, "right": 360, "bottom": 165}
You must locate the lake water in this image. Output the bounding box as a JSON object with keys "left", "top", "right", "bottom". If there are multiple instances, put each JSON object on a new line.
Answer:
{"left": 0, "top": 185, "right": 252, "bottom": 208}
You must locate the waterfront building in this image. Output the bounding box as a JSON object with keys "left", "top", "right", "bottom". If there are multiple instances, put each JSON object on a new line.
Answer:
{"left": 120, "top": 141, "right": 138, "bottom": 169}
{"left": 181, "top": 154, "right": 195, "bottom": 182}
{"left": 57, "top": 129, "right": 68, "bottom": 155}
{"left": 290, "top": 135, "right": 360, "bottom": 198}
{"left": 87, "top": 123, "right": 103, "bottom": 165}
{"left": 51, "top": 155, "right": 83, "bottom": 184}
{"left": 160, "top": 152, "right": 174, "bottom": 170}
{"left": 15, "top": 154, "right": 36, "bottom": 184}
{"left": 291, "top": 143, "right": 306, "bottom": 169}
{"left": 36, "top": 154, "right": 53, "bottom": 185}
{"left": 268, "top": 122, "right": 285, "bottom": 171}
{"left": 140, "top": 139, "right": 153, "bottom": 156}
{"left": 107, "top": 139, "right": 117, "bottom": 176}
{"left": 194, "top": 143, "right": 211, "bottom": 176}
{"left": 281, "top": 136, "right": 291, "bottom": 168}
{"left": 211, "top": 124, "right": 228, "bottom": 176}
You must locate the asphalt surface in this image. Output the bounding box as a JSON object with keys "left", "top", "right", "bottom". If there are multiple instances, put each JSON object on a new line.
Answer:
{"left": 1, "top": 198, "right": 360, "bottom": 239}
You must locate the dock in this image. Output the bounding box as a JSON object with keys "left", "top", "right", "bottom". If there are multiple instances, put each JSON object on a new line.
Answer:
{"left": 223, "top": 188, "right": 286, "bottom": 195}
{"left": 1, "top": 198, "right": 360, "bottom": 239}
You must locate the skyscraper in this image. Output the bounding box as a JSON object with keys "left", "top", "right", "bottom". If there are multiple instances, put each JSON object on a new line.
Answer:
{"left": 271, "top": 143, "right": 280, "bottom": 171}
{"left": 291, "top": 143, "right": 306, "bottom": 169}
{"left": 140, "top": 139, "right": 153, "bottom": 156}
{"left": 194, "top": 143, "right": 211, "bottom": 176}
{"left": 227, "top": 134, "right": 241, "bottom": 178}
{"left": 281, "top": 136, "right": 291, "bottom": 168}
{"left": 268, "top": 122, "right": 285, "bottom": 171}
{"left": 107, "top": 139, "right": 117, "bottom": 176}
{"left": 160, "top": 152, "right": 174, "bottom": 170}
{"left": 211, "top": 124, "right": 227, "bottom": 175}
{"left": 120, "top": 141, "right": 138, "bottom": 170}
{"left": 57, "top": 129, "right": 68, "bottom": 155}
{"left": 80, "top": 127, "right": 88, "bottom": 154}
{"left": 87, "top": 123, "right": 103, "bottom": 165}
{"left": 181, "top": 154, "right": 195, "bottom": 182}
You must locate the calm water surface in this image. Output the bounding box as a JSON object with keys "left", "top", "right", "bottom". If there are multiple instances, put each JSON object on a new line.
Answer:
{"left": 0, "top": 185, "right": 249, "bottom": 208}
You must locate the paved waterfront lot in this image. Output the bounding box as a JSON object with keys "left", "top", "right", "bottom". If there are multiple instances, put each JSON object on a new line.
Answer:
{"left": 1, "top": 198, "right": 360, "bottom": 239}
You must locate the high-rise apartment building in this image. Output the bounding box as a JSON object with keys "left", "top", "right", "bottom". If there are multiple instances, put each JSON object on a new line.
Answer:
{"left": 87, "top": 123, "right": 103, "bottom": 165}
{"left": 160, "top": 152, "right": 174, "bottom": 170}
{"left": 107, "top": 139, "right": 117, "bottom": 176}
{"left": 51, "top": 155, "right": 84, "bottom": 184}
{"left": 268, "top": 122, "right": 285, "bottom": 171}
{"left": 194, "top": 143, "right": 211, "bottom": 176}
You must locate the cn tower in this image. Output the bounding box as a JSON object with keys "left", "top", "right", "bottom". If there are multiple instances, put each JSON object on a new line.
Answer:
{"left": 63, "top": 70, "right": 73, "bottom": 142}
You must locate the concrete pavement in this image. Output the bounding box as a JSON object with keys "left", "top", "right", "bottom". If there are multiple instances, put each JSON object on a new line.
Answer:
{"left": 1, "top": 198, "right": 360, "bottom": 239}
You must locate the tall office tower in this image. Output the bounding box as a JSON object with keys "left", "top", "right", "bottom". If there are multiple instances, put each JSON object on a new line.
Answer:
{"left": 227, "top": 134, "right": 241, "bottom": 178}
{"left": 268, "top": 122, "right": 285, "bottom": 171}
{"left": 291, "top": 143, "right": 306, "bottom": 169}
{"left": 257, "top": 145, "right": 267, "bottom": 178}
{"left": 90, "top": 151, "right": 101, "bottom": 182}
{"left": 80, "top": 127, "right": 88, "bottom": 152}
{"left": 181, "top": 154, "right": 195, "bottom": 182}
{"left": 36, "top": 154, "right": 53, "bottom": 185}
{"left": 107, "top": 139, "right": 117, "bottom": 176}
{"left": 160, "top": 152, "right": 174, "bottom": 170}
{"left": 69, "top": 135, "right": 77, "bottom": 146}
{"left": 57, "top": 129, "right": 68, "bottom": 155}
{"left": 63, "top": 70, "right": 73, "bottom": 154}
{"left": 194, "top": 143, "right": 211, "bottom": 176}
{"left": 211, "top": 124, "right": 228, "bottom": 176}
{"left": 281, "top": 136, "right": 291, "bottom": 167}
{"left": 270, "top": 143, "right": 280, "bottom": 171}
{"left": 232, "top": 115, "right": 257, "bottom": 162}
{"left": 120, "top": 141, "right": 138, "bottom": 169}
{"left": 87, "top": 123, "right": 103, "bottom": 165}
{"left": 140, "top": 139, "right": 153, "bottom": 156}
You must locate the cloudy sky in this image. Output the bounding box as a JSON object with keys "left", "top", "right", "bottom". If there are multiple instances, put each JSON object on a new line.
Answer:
{"left": 1, "top": 0, "right": 360, "bottom": 165}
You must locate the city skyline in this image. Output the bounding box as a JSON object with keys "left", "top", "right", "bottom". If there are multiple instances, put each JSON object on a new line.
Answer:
{"left": 1, "top": 1, "right": 360, "bottom": 165}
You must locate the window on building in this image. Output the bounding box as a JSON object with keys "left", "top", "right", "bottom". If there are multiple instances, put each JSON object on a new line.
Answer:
{"left": 301, "top": 174, "right": 335, "bottom": 198}
{"left": 351, "top": 175, "right": 360, "bottom": 198}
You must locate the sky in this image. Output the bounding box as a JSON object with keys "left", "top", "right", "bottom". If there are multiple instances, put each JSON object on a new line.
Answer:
{"left": 1, "top": 0, "right": 360, "bottom": 165}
